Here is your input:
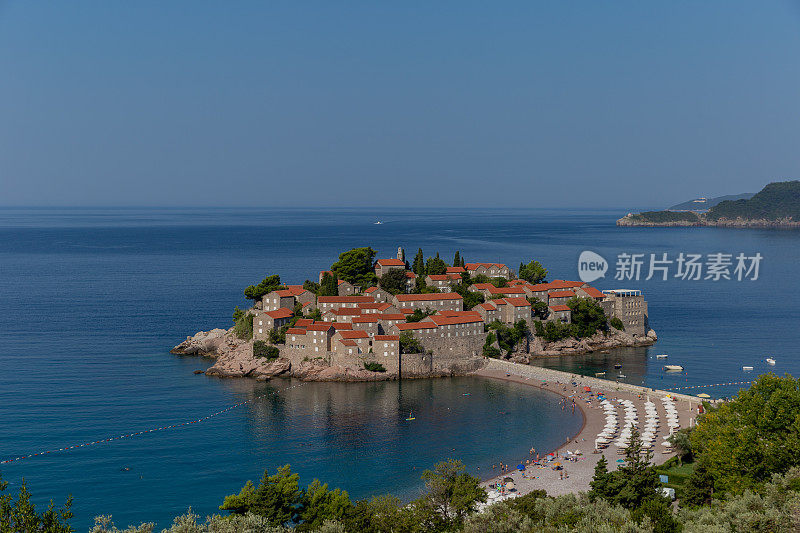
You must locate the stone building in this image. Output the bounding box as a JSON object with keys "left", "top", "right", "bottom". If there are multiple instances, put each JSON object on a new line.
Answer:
{"left": 547, "top": 290, "right": 576, "bottom": 306}
{"left": 475, "top": 301, "right": 500, "bottom": 323}
{"left": 464, "top": 262, "right": 512, "bottom": 279}
{"left": 492, "top": 297, "right": 533, "bottom": 325}
{"left": 363, "top": 286, "right": 392, "bottom": 303}
{"left": 253, "top": 308, "right": 293, "bottom": 341}
{"left": 547, "top": 304, "right": 572, "bottom": 323}
{"left": 393, "top": 292, "right": 464, "bottom": 312}
{"left": 317, "top": 295, "right": 374, "bottom": 311}
{"left": 262, "top": 289, "right": 297, "bottom": 312}
{"left": 601, "top": 289, "right": 649, "bottom": 336}
{"left": 425, "top": 274, "right": 462, "bottom": 290}
{"left": 374, "top": 258, "right": 406, "bottom": 277}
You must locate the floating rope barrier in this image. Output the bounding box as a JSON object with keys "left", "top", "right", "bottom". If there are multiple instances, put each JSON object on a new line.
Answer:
{"left": 665, "top": 380, "right": 755, "bottom": 392}
{"left": 0, "top": 380, "right": 307, "bottom": 465}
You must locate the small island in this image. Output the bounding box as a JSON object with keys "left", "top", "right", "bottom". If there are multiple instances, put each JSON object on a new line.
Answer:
{"left": 617, "top": 180, "right": 800, "bottom": 228}
{"left": 172, "top": 247, "right": 656, "bottom": 380}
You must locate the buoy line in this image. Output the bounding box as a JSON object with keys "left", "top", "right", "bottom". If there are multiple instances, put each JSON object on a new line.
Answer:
{"left": 665, "top": 380, "right": 755, "bottom": 392}
{"left": 0, "top": 380, "right": 308, "bottom": 465}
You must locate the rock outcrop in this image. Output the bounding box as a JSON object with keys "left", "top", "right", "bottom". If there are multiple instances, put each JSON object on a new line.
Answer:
{"left": 291, "top": 360, "right": 391, "bottom": 382}
{"left": 521, "top": 327, "right": 657, "bottom": 361}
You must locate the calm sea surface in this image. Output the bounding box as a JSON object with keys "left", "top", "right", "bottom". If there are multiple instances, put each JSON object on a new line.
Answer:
{"left": 0, "top": 207, "right": 797, "bottom": 529}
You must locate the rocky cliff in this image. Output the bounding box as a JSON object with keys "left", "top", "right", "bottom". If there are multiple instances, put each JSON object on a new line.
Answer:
{"left": 507, "top": 327, "right": 657, "bottom": 364}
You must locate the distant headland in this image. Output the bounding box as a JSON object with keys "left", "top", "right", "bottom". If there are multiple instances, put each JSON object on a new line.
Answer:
{"left": 172, "top": 248, "right": 655, "bottom": 381}
{"left": 617, "top": 180, "right": 800, "bottom": 228}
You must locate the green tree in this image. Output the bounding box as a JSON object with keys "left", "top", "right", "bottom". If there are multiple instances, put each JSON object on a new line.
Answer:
{"left": 220, "top": 465, "right": 302, "bottom": 526}
{"left": 412, "top": 248, "right": 425, "bottom": 277}
{"left": 417, "top": 459, "right": 486, "bottom": 530}
{"left": 527, "top": 297, "right": 549, "bottom": 319}
{"left": 330, "top": 247, "right": 377, "bottom": 287}
{"left": 234, "top": 312, "right": 254, "bottom": 340}
{"left": 379, "top": 268, "right": 408, "bottom": 295}
{"left": 297, "top": 480, "right": 352, "bottom": 532}
{"left": 452, "top": 282, "right": 485, "bottom": 310}
{"left": 318, "top": 272, "right": 339, "bottom": 297}
{"left": 489, "top": 277, "right": 507, "bottom": 288}
{"left": 682, "top": 460, "right": 715, "bottom": 507}
{"left": 244, "top": 274, "right": 283, "bottom": 302}
{"left": 232, "top": 306, "right": 245, "bottom": 324}
{"left": 399, "top": 332, "right": 423, "bottom": 354}
{"left": 363, "top": 362, "right": 386, "bottom": 372}
{"left": 610, "top": 316, "right": 625, "bottom": 331}
{"left": 302, "top": 280, "right": 320, "bottom": 294}
{"left": 0, "top": 474, "right": 74, "bottom": 533}
{"left": 453, "top": 251, "right": 461, "bottom": 269}
{"left": 567, "top": 297, "right": 608, "bottom": 337}
{"left": 689, "top": 374, "right": 800, "bottom": 495}
{"left": 253, "top": 340, "right": 279, "bottom": 359}
{"left": 406, "top": 308, "right": 436, "bottom": 323}
{"left": 518, "top": 260, "right": 548, "bottom": 284}
{"left": 425, "top": 253, "right": 448, "bottom": 276}
{"left": 589, "top": 455, "right": 612, "bottom": 501}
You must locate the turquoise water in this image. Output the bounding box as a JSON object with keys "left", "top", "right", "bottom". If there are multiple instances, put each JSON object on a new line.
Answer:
{"left": 1, "top": 206, "right": 797, "bottom": 529}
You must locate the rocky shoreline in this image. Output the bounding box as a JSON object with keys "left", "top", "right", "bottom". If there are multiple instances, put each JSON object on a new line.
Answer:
{"left": 617, "top": 213, "right": 800, "bottom": 228}
{"left": 171, "top": 325, "right": 656, "bottom": 381}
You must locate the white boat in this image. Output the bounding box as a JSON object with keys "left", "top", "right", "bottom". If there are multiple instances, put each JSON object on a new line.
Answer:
{"left": 766, "top": 358, "right": 776, "bottom": 365}
{"left": 655, "top": 354, "right": 668, "bottom": 359}
{"left": 374, "top": 221, "right": 382, "bottom": 225}
{"left": 743, "top": 366, "right": 753, "bottom": 371}
{"left": 664, "top": 365, "right": 684, "bottom": 372}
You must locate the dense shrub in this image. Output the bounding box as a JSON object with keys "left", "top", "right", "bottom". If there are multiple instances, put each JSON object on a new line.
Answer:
{"left": 234, "top": 312, "right": 254, "bottom": 340}
{"left": 610, "top": 316, "right": 625, "bottom": 331}
{"left": 253, "top": 340, "right": 279, "bottom": 359}
{"left": 363, "top": 362, "right": 386, "bottom": 372}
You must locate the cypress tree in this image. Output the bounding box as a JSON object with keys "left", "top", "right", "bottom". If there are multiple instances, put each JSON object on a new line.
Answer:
{"left": 453, "top": 251, "right": 461, "bottom": 269}
{"left": 413, "top": 248, "right": 425, "bottom": 276}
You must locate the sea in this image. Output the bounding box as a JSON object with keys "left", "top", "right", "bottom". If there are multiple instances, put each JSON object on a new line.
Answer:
{"left": 0, "top": 207, "right": 797, "bottom": 530}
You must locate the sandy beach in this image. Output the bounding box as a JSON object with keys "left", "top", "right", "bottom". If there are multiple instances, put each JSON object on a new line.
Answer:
{"left": 474, "top": 360, "right": 701, "bottom": 498}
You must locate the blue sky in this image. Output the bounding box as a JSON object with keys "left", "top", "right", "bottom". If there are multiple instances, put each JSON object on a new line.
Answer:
{"left": 1, "top": 1, "right": 799, "bottom": 208}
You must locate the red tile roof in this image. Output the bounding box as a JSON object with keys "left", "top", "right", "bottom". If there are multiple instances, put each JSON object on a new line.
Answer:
{"left": 424, "top": 315, "right": 483, "bottom": 326}
{"left": 465, "top": 262, "right": 508, "bottom": 270}
{"left": 376, "top": 258, "right": 406, "bottom": 266}
{"left": 437, "top": 310, "right": 482, "bottom": 319}
{"left": 287, "top": 328, "right": 306, "bottom": 334}
{"left": 331, "top": 323, "right": 353, "bottom": 330}
{"left": 352, "top": 316, "right": 379, "bottom": 323}
{"left": 375, "top": 335, "right": 399, "bottom": 341}
{"left": 400, "top": 308, "right": 414, "bottom": 314}
{"left": 548, "top": 290, "right": 575, "bottom": 298}
{"left": 478, "top": 302, "right": 497, "bottom": 311}
{"left": 446, "top": 266, "right": 466, "bottom": 273}
{"left": 394, "top": 322, "right": 438, "bottom": 331}
{"left": 364, "top": 286, "right": 379, "bottom": 293}
{"left": 549, "top": 305, "right": 571, "bottom": 312}
{"left": 358, "top": 302, "right": 388, "bottom": 309}
{"left": 470, "top": 283, "right": 495, "bottom": 290}
{"left": 503, "top": 297, "right": 532, "bottom": 307}
{"left": 378, "top": 313, "right": 407, "bottom": 320}
{"left": 306, "top": 324, "right": 334, "bottom": 332}
{"left": 265, "top": 308, "right": 293, "bottom": 319}
{"left": 338, "top": 330, "right": 369, "bottom": 339}
{"left": 581, "top": 287, "right": 605, "bottom": 299}
{"left": 274, "top": 289, "right": 295, "bottom": 297}
{"left": 487, "top": 286, "right": 527, "bottom": 295}
{"left": 426, "top": 274, "right": 451, "bottom": 281}
{"left": 395, "top": 292, "right": 462, "bottom": 302}
{"left": 318, "top": 296, "right": 374, "bottom": 303}
{"left": 325, "top": 307, "right": 363, "bottom": 316}
{"left": 338, "top": 339, "right": 357, "bottom": 346}
{"left": 405, "top": 271, "right": 416, "bottom": 278}
{"left": 294, "top": 318, "right": 313, "bottom": 327}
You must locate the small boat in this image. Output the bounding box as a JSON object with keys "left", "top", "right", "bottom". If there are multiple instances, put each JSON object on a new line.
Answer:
{"left": 742, "top": 366, "right": 753, "bottom": 371}
{"left": 655, "top": 354, "right": 668, "bottom": 359}
{"left": 766, "top": 358, "right": 776, "bottom": 365}
{"left": 617, "top": 374, "right": 626, "bottom": 378}
{"left": 613, "top": 363, "right": 622, "bottom": 369}
{"left": 595, "top": 372, "right": 606, "bottom": 377}
{"left": 664, "top": 365, "right": 684, "bottom": 372}
{"left": 405, "top": 411, "right": 415, "bottom": 421}
{"left": 374, "top": 221, "right": 383, "bottom": 225}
